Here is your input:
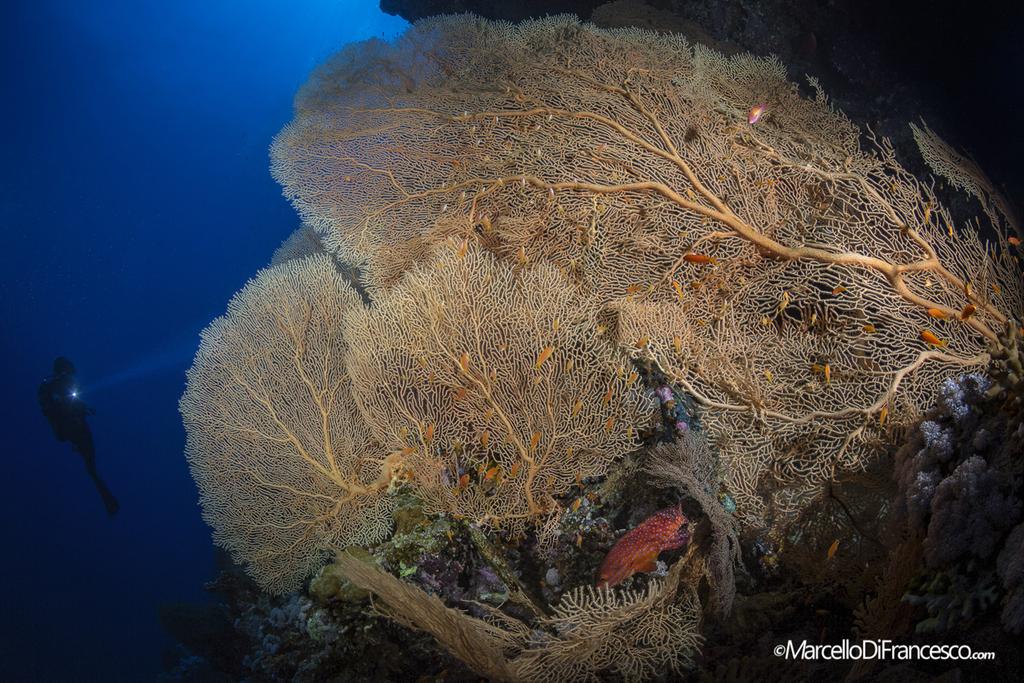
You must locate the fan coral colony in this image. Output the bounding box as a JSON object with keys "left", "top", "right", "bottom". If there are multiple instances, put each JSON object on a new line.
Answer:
{"left": 172, "top": 13, "right": 1024, "bottom": 682}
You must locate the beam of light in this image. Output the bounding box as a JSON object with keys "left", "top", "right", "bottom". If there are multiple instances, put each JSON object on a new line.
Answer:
{"left": 77, "top": 332, "right": 201, "bottom": 397}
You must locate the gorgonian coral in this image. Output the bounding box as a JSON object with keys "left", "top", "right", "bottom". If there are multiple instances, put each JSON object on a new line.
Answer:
{"left": 345, "top": 245, "right": 650, "bottom": 534}
{"left": 180, "top": 255, "right": 400, "bottom": 593}
{"left": 270, "top": 14, "right": 1023, "bottom": 525}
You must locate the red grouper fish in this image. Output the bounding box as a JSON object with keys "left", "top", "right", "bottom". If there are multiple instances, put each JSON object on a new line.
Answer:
{"left": 598, "top": 504, "right": 691, "bottom": 588}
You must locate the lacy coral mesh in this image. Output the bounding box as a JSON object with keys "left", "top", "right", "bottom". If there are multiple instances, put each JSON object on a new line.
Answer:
{"left": 344, "top": 246, "right": 651, "bottom": 533}
{"left": 180, "top": 255, "right": 396, "bottom": 593}
{"left": 270, "top": 15, "right": 1022, "bottom": 523}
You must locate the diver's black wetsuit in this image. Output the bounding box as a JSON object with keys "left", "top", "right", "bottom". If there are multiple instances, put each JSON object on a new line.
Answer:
{"left": 38, "top": 357, "right": 119, "bottom": 515}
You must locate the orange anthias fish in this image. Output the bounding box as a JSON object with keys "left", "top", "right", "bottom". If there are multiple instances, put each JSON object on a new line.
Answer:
{"left": 597, "top": 504, "right": 690, "bottom": 588}
{"left": 748, "top": 103, "right": 767, "bottom": 125}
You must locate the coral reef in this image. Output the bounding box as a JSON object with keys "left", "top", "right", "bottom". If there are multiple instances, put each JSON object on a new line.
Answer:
{"left": 271, "top": 13, "right": 1021, "bottom": 526}
{"left": 334, "top": 546, "right": 703, "bottom": 682}
{"left": 160, "top": 551, "right": 473, "bottom": 682}
{"left": 180, "top": 255, "right": 399, "bottom": 594}
{"left": 344, "top": 246, "right": 650, "bottom": 533}
{"left": 174, "top": 10, "right": 1024, "bottom": 683}
{"left": 997, "top": 523, "right": 1024, "bottom": 633}
{"left": 894, "top": 364, "right": 1024, "bottom": 636}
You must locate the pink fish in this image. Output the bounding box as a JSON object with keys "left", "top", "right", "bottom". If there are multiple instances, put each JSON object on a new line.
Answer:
{"left": 597, "top": 504, "right": 690, "bottom": 588}
{"left": 748, "top": 103, "right": 767, "bottom": 125}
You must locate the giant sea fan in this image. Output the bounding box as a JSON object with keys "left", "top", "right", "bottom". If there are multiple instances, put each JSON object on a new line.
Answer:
{"left": 270, "top": 14, "right": 1023, "bottom": 525}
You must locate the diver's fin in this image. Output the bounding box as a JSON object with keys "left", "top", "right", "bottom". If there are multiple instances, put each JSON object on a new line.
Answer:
{"left": 91, "top": 475, "right": 120, "bottom": 516}
{"left": 101, "top": 490, "right": 120, "bottom": 516}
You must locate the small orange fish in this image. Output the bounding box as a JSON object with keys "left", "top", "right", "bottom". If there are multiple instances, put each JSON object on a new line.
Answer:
{"left": 456, "top": 238, "right": 469, "bottom": 258}
{"left": 831, "top": 286, "right": 847, "bottom": 295}
{"left": 826, "top": 539, "right": 840, "bottom": 560}
{"left": 879, "top": 404, "right": 889, "bottom": 427}
{"left": 748, "top": 103, "right": 767, "bottom": 125}
{"left": 920, "top": 329, "right": 947, "bottom": 347}
{"left": 635, "top": 336, "right": 649, "bottom": 349}
{"left": 927, "top": 308, "right": 948, "bottom": 319}
{"left": 602, "top": 386, "right": 613, "bottom": 405}
{"left": 529, "top": 432, "right": 541, "bottom": 450}
{"left": 572, "top": 498, "right": 582, "bottom": 512}
{"left": 774, "top": 292, "right": 791, "bottom": 319}
{"left": 604, "top": 416, "right": 615, "bottom": 432}
{"left": 535, "top": 346, "right": 554, "bottom": 369}
{"left": 460, "top": 352, "right": 470, "bottom": 372}
{"left": 960, "top": 304, "right": 976, "bottom": 320}
{"left": 480, "top": 430, "right": 490, "bottom": 448}
{"left": 672, "top": 280, "right": 685, "bottom": 301}
{"left": 598, "top": 504, "right": 690, "bottom": 588}
{"left": 683, "top": 252, "right": 717, "bottom": 265}
{"left": 1009, "top": 236, "right": 1022, "bottom": 247}
{"left": 625, "top": 284, "right": 646, "bottom": 295}
{"left": 992, "top": 283, "right": 1002, "bottom": 296}
{"left": 453, "top": 387, "right": 467, "bottom": 400}
{"left": 458, "top": 473, "right": 470, "bottom": 489}
{"left": 824, "top": 363, "right": 831, "bottom": 385}
{"left": 863, "top": 324, "right": 877, "bottom": 334}
{"left": 484, "top": 466, "right": 499, "bottom": 481}
{"left": 425, "top": 423, "right": 435, "bottom": 443}
{"left": 510, "top": 461, "right": 521, "bottom": 477}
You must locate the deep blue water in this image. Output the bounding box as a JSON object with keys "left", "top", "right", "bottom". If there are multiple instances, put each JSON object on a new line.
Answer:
{"left": 0, "top": 2, "right": 406, "bottom": 680}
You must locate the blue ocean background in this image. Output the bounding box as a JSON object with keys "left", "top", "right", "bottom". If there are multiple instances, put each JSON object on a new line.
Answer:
{"left": 0, "top": 2, "right": 405, "bottom": 680}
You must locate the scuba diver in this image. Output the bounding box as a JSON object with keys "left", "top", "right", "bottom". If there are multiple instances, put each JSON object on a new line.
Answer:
{"left": 38, "top": 357, "right": 120, "bottom": 516}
